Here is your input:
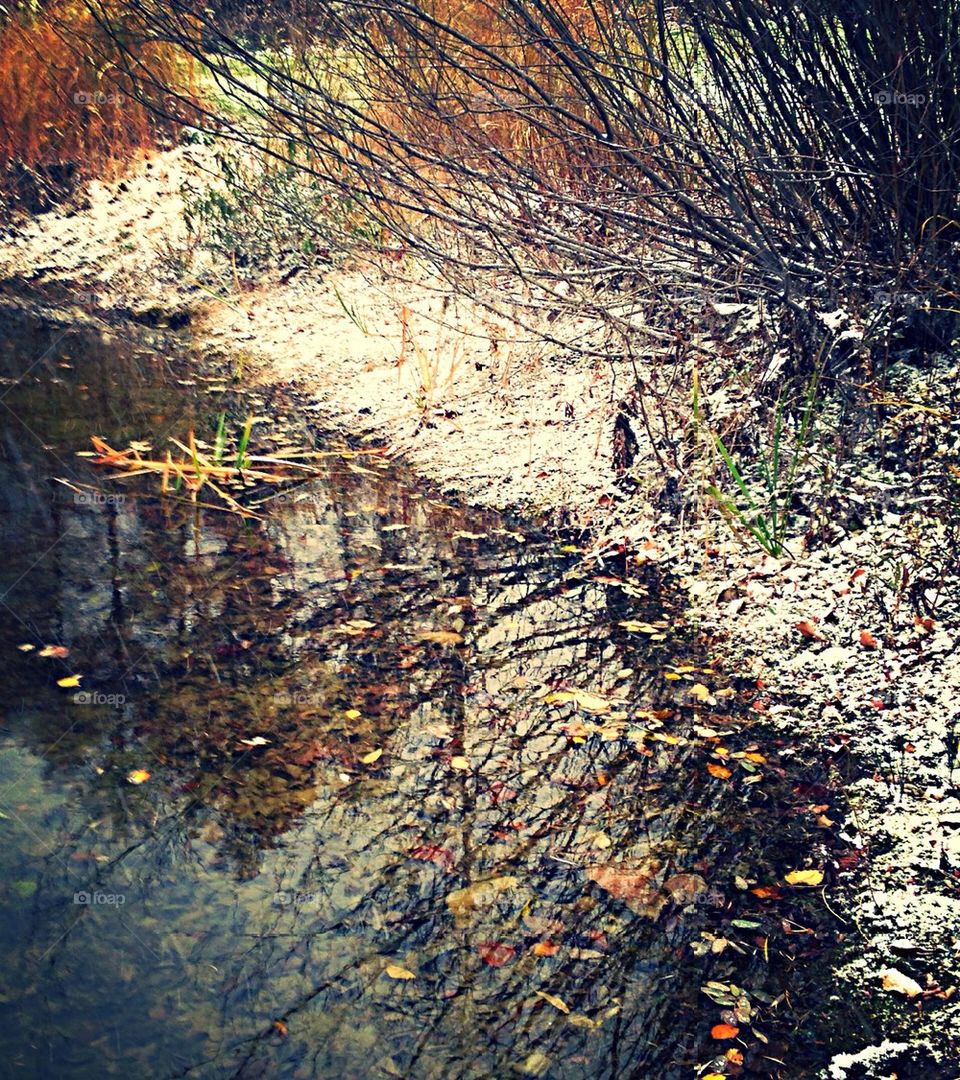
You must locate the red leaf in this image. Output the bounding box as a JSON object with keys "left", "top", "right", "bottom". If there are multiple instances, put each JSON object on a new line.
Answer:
{"left": 477, "top": 942, "right": 516, "bottom": 967}
{"left": 409, "top": 844, "right": 456, "bottom": 872}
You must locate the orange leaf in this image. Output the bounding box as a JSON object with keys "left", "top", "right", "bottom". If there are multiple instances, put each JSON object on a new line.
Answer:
{"left": 711, "top": 1023, "right": 740, "bottom": 1040}
{"left": 796, "top": 620, "right": 823, "bottom": 641}
{"left": 531, "top": 941, "right": 559, "bottom": 956}
{"left": 859, "top": 629, "right": 880, "bottom": 650}
{"left": 707, "top": 763, "right": 732, "bottom": 779}
{"left": 272, "top": 1020, "right": 288, "bottom": 1037}
{"left": 750, "top": 885, "right": 782, "bottom": 900}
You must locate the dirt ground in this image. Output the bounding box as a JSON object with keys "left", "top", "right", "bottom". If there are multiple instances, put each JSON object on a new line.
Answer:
{"left": 1, "top": 146, "right": 958, "bottom": 1076}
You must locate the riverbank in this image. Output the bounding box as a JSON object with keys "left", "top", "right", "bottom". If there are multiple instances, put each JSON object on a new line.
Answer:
{"left": 1, "top": 146, "right": 958, "bottom": 1076}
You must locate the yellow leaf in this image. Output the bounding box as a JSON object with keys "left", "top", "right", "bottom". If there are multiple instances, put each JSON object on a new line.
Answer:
{"left": 57, "top": 675, "right": 82, "bottom": 688}
{"left": 127, "top": 769, "right": 151, "bottom": 785}
{"left": 689, "top": 683, "right": 713, "bottom": 702}
{"left": 707, "top": 763, "right": 732, "bottom": 779}
{"left": 345, "top": 708, "right": 362, "bottom": 719}
{"left": 385, "top": 964, "right": 416, "bottom": 980}
{"left": 663, "top": 672, "right": 682, "bottom": 681}
{"left": 535, "top": 990, "right": 570, "bottom": 1014}
{"left": 784, "top": 869, "right": 824, "bottom": 886}
{"left": 543, "top": 689, "right": 611, "bottom": 714}
{"left": 450, "top": 756, "right": 470, "bottom": 771}
{"left": 16, "top": 643, "right": 35, "bottom": 652}
{"left": 743, "top": 752, "right": 767, "bottom": 764}
{"left": 361, "top": 748, "right": 383, "bottom": 764}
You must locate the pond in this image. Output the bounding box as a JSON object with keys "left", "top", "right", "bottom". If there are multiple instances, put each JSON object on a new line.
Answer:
{"left": 0, "top": 305, "right": 857, "bottom": 1078}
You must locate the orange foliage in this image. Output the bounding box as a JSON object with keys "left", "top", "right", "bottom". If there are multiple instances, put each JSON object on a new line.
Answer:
{"left": 0, "top": 2, "right": 195, "bottom": 204}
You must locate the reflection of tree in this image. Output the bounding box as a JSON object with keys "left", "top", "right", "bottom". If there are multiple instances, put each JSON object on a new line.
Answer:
{"left": 0, "top": 312, "right": 847, "bottom": 1078}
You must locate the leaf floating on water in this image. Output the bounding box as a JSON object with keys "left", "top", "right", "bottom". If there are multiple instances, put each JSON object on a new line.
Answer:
{"left": 543, "top": 689, "right": 611, "bottom": 714}
{"left": 345, "top": 619, "right": 376, "bottom": 630}
{"left": 16, "top": 643, "right": 35, "bottom": 652}
{"left": 784, "top": 869, "right": 824, "bottom": 886}
{"left": 361, "top": 748, "right": 383, "bottom": 764}
{"left": 382, "top": 523, "right": 408, "bottom": 532}
{"left": 419, "top": 630, "right": 464, "bottom": 645}
{"left": 518, "top": 1051, "right": 550, "bottom": 1077}
{"left": 453, "top": 530, "right": 486, "bottom": 540}
{"left": 450, "top": 756, "right": 470, "bottom": 771}
{"left": 535, "top": 990, "right": 571, "bottom": 1014}
{"left": 57, "top": 675, "right": 82, "bottom": 688}
{"left": 447, "top": 876, "right": 520, "bottom": 918}
{"left": 750, "top": 885, "right": 782, "bottom": 900}
{"left": 127, "top": 769, "right": 151, "bottom": 785}
{"left": 531, "top": 941, "right": 559, "bottom": 957}
{"left": 385, "top": 964, "right": 416, "bottom": 980}
{"left": 272, "top": 1019, "right": 289, "bottom": 1037}
{"left": 585, "top": 860, "right": 667, "bottom": 919}
{"left": 239, "top": 736, "right": 269, "bottom": 747}
{"left": 409, "top": 844, "right": 456, "bottom": 872}
{"left": 880, "top": 967, "right": 923, "bottom": 998}
{"left": 662, "top": 872, "right": 708, "bottom": 906}
{"left": 707, "top": 763, "right": 732, "bottom": 779}
{"left": 39, "top": 645, "right": 70, "bottom": 659}
{"left": 477, "top": 942, "right": 516, "bottom": 967}
{"left": 689, "top": 683, "right": 714, "bottom": 704}
{"left": 344, "top": 708, "right": 362, "bottom": 720}
{"left": 711, "top": 1023, "right": 740, "bottom": 1040}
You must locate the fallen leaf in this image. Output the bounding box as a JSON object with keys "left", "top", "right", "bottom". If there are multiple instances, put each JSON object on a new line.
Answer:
{"left": 796, "top": 619, "right": 824, "bottom": 641}
{"left": 880, "top": 967, "right": 923, "bottom": 998}
{"left": 663, "top": 872, "right": 708, "bottom": 906}
{"left": 450, "top": 756, "right": 470, "bottom": 771}
{"left": 16, "top": 643, "right": 35, "bottom": 652}
{"left": 272, "top": 1019, "right": 288, "bottom": 1037}
{"left": 361, "top": 748, "right": 383, "bottom": 764}
{"left": 585, "top": 860, "right": 667, "bottom": 919}
{"left": 707, "top": 763, "right": 732, "bottom": 779}
{"left": 419, "top": 630, "right": 464, "bottom": 645}
{"left": 409, "top": 844, "right": 456, "bottom": 872}
{"left": 126, "top": 769, "right": 151, "bottom": 785}
{"left": 531, "top": 941, "right": 559, "bottom": 956}
{"left": 859, "top": 629, "right": 880, "bottom": 650}
{"left": 784, "top": 868, "right": 824, "bottom": 886}
{"left": 477, "top": 942, "right": 516, "bottom": 967}
{"left": 385, "top": 964, "right": 416, "bottom": 980}
{"left": 345, "top": 708, "right": 362, "bottom": 719}
{"left": 446, "top": 876, "right": 519, "bottom": 918}
{"left": 750, "top": 885, "right": 782, "bottom": 900}
{"left": 535, "top": 990, "right": 570, "bottom": 1014}
{"left": 544, "top": 689, "right": 611, "bottom": 714}
{"left": 39, "top": 645, "right": 70, "bottom": 659}
{"left": 239, "top": 736, "right": 269, "bottom": 747}
{"left": 519, "top": 1052, "right": 550, "bottom": 1077}
{"left": 711, "top": 1023, "right": 740, "bottom": 1040}
{"left": 689, "top": 683, "right": 713, "bottom": 703}
{"left": 57, "top": 674, "right": 82, "bottom": 688}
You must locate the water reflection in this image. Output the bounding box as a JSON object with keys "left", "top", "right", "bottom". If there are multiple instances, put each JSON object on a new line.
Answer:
{"left": 0, "top": 308, "right": 849, "bottom": 1078}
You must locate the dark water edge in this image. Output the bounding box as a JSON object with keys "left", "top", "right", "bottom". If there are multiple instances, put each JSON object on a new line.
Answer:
{"left": 0, "top": 302, "right": 866, "bottom": 1079}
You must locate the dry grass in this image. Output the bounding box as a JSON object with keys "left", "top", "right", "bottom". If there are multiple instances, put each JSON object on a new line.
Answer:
{"left": 0, "top": 2, "right": 196, "bottom": 203}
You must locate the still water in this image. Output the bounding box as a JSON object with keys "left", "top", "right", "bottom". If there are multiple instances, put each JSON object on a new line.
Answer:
{"left": 0, "top": 306, "right": 853, "bottom": 1078}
